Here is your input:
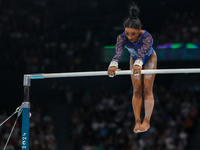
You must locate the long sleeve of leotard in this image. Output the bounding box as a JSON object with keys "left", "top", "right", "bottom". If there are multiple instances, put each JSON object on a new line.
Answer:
{"left": 111, "top": 34, "right": 125, "bottom": 62}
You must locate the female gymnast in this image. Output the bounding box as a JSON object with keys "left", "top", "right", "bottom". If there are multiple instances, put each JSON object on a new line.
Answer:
{"left": 107, "top": 3, "right": 157, "bottom": 133}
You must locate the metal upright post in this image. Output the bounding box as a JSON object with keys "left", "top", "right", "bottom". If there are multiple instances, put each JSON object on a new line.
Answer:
{"left": 21, "top": 75, "right": 31, "bottom": 150}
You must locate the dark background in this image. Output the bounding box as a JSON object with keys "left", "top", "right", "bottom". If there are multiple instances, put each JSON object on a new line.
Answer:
{"left": 1, "top": 0, "right": 200, "bottom": 112}
{"left": 0, "top": 0, "right": 200, "bottom": 149}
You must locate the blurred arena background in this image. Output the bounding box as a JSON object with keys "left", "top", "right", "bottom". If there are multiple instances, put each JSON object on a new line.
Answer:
{"left": 0, "top": 0, "right": 200, "bottom": 149}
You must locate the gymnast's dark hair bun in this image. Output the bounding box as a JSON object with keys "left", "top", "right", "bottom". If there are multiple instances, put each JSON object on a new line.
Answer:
{"left": 123, "top": 2, "right": 142, "bottom": 29}
{"left": 129, "top": 3, "right": 140, "bottom": 19}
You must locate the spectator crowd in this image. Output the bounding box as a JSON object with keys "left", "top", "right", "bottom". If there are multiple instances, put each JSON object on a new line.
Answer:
{"left": 1, "top": 0, "right": 200, "bottom": 73}
{"left": 71, "top": 84, "right": 199, "bottom": 150}
{"left": 0, "top": 0, "right": 200, "bottom": 150}
{"left": 152, "top": 12, "right": 200, "bottom": 44}
{"left": 0, "top": 0, "right": 102, "bottom": 73}
{"left": 0, "top": 103, "right": 57, "bottom": 150}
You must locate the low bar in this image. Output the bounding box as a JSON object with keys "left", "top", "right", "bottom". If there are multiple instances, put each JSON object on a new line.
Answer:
{"left": 28, "top": 68, "right": 200, "bottom": 79}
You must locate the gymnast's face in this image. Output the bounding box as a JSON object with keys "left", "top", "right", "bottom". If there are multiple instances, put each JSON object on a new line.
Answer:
{"left": 125, "top": 28, "right": 141, "bottom": 43}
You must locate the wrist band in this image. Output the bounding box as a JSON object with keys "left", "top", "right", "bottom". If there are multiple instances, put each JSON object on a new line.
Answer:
{"left": 133, "top": 59, "right": 143, "bottom": 68}
{"left": 108, "top": 61, "right": 118, "bottom": 68}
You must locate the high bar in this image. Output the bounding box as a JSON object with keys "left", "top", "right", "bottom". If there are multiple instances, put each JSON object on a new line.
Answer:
{"left": 28, "top": 68, "right": 200, "bottom": 79}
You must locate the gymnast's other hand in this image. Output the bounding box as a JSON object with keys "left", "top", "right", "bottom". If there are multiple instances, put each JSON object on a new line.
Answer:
{"left": 132, "top": 65, "right": 141, "bottom": 76}
{"left": 108, "top": 67, "right": 121, "bottom": 77}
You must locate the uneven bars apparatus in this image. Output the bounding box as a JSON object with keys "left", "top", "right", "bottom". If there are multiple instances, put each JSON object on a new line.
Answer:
{"left": 21, "top": 68, "right": 200, "bottom": 150}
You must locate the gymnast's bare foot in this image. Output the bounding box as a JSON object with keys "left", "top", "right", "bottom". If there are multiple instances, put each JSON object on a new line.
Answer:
{"left": 140, "top": 118, "right": 150, "bottom": 132}
{"left": 133, "top": 120, "right": 141, "bottom": 133}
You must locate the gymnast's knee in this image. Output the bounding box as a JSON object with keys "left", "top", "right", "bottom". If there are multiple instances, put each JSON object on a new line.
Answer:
{"left": 144, "top": 86, "right": 153, "bottom": 96}
{"left": 133, "top": 85, "right": 142, "bottom": 97}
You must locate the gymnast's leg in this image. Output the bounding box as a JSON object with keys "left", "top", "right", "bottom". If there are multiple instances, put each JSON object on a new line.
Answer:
{"left": 130, "top": 55, "right": 143, "bottom": 133}
{"left": 140, "top": 51, "right": 157, "bottom": 132}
